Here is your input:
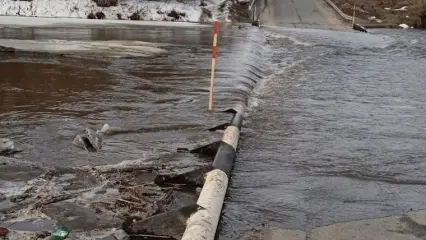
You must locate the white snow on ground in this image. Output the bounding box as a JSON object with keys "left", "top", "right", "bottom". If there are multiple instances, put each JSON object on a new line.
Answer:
{"left": 395, "top": 6, "right": 408, "bottom": 11}
{"left": 399, "top": 23, "right": 409, "bottom": 29}
{"left": 0, "top": 0, "right": 230, "bottom": 22}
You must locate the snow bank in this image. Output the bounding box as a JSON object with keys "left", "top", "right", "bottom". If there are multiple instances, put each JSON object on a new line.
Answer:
{"left": 0, "top": 0, "right": 228, "bottom": 22}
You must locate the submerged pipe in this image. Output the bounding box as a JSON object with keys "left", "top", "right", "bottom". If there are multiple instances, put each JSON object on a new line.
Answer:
{"left": 181, "top": 105, "right": 244, "bottom": 240}
{"left": 132, "top": 104, "right": 245, "bottom": 239}
{"left": 155, "top": 104, "right": 246, "bottom": 187}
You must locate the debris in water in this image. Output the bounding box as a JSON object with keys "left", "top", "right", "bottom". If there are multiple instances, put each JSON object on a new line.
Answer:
{"left": 0, "top": 138, "right": 22, "bottom": 155}
{"left": 50, "top": 226, "right": 70, "bottom": 240}
{"left": 73, "top": 127, "right": 103, "bottom": 152}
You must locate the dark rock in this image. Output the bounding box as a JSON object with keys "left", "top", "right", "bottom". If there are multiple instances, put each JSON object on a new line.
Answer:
{"left": 41, "top": 202, "right": 120, "bottom": 230}
{"left": 154, "top": 165, "right": 214, "bottom": 188}
{"left": 92, "top": 0, "right": 118, "bottom": 7}
{"left": 167, "top": 10, "right": 181, "bottom": 20}
{"left": 96, "top": 11, "right": 106, "bottom": 19}
{"left": 200, "top": 1, "right": 207, "bottom": 7}
{"left": 125, "top": 204, "right": 199, "bottom": 239}
{"left": 237, "top": 0, "right": 248, "bottom": 5}
{"left": 87, "top": 12, "right": 96, "bottom": 19}
{"left": 219, "top": 1, "right": 227, "bottom": 11}
{"left": 199, "top": 8, "right": 212, "bottom": 22}
{"left": 130, "top": 13, "right": 141, "bottom": 20}
{"left": 117, "top": 13, "right": 122, "bottom": 20}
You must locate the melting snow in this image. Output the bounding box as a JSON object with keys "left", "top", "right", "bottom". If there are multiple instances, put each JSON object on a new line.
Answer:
{"left": 395, "top": 6, "right": 408, "bottom": 11}
{"left": 399, "top": 23, "right": 409, "bottom": 29}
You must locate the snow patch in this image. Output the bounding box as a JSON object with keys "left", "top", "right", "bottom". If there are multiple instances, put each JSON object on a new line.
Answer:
{"left": 399, "top": 23, "right": 409, "bottom": 29}
{"left": 395, "top": 6, "right": 408, "bottom": 11}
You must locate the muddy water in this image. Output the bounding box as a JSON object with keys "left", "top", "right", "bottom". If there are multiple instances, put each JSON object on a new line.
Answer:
{"left": 219, "top": 28, "right": 426, "bottom": 239}
{"left": 0, "top": 22, "right": 270, "bottom": 239}
{"left": 0, "top": 24, "right": 266, "bottom": 167}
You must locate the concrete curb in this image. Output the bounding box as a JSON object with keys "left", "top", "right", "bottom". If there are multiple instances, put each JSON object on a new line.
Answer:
{"left": 181, "top": 106, "right": 244, "bottom": 240}
{"left": 323, "top": 0, "right": 353, "bottom": 22}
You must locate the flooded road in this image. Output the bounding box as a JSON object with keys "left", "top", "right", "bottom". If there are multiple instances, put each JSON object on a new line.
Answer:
{"left": 0, "top": 23, "right": 265, "bottom": 167}
{"left": 1, "top": 13, "right": 426, "bottom": 240}
{"left": 219, "top": 27, "right": 426, "bottom": 239}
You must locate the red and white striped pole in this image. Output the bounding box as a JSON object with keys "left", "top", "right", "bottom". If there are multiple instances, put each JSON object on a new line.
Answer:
{"left": 209, "top": 20, "right": 219, "bottom": 111}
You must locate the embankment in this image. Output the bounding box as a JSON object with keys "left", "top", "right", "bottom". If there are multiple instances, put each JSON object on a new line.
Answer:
{"left": 328, "top": 0, "right": 426, "bottom": 28}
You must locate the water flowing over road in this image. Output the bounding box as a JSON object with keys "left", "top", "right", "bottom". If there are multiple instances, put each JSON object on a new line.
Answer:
{"left": 0, "top": 1, "right": 425, "bottom": 239}
{"left": 219, "top": 4, "right": 426, "bottom": 239}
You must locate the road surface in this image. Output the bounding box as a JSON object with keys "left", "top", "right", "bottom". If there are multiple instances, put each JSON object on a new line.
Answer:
{"left": 254, "top": 0, "right": 347, "bottom": 29}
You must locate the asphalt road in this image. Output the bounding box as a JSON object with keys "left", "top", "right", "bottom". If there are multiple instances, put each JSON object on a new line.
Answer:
{"left": 254, "top": 0, "right": 347, "bottom": 29}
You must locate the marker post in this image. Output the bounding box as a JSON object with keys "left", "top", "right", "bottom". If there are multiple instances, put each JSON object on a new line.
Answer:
{"left": 209, "top": 20, "right": 219, "bottom": 111}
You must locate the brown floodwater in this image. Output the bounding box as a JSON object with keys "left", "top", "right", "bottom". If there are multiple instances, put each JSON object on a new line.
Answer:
{"left": 0, "top": 23, "right": 266, "bottom": 167}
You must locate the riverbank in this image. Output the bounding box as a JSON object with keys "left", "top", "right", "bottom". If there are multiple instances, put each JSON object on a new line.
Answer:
{"left": 329, "top": 0, "right": 426, "bottom": 28}
{"left": 0, "top": 0, "right": 251, "bottom": 23}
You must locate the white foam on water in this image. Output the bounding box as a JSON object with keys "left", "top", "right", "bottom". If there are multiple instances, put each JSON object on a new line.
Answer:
{"left": 264, "top": 31, "right": 314, "bottom": 47}
{"left": 247, "top": 58, "right": 311, "bottom": 112}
